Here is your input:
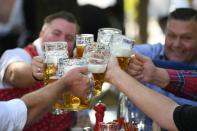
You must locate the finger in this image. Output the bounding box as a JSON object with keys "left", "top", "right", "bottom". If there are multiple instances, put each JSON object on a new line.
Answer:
{"left": 37, "top": 65, "right": 44, "bottom": 72}
{"left": 134, "top": 74, "right": 144, "bottom": 81}
{"left": 77, "top": 66, "right": 88, "bottom": 74}
{"left": 127, "top": 69, "right": 141, "bottom": 76}
{"left": 35, "top": 73, "right": 44, "bottom": 80}
{"left": 129, "top": 57, "right": 143, "bottom": 66}
{"left": 33, "top": 56, "right": 44, "bottom": 62}
{"left": 34, "top": 61, "right": 44, "bottom": 68}
{"left": 132, "top": 58, "right": 143, "bottom": 66}
{"left": 135, "top": 53, "right": 149, "bottom": 63}
{"left": 32, "top": 62, "right": 44, "bottom": 71}
{"left": 128, "top": 62, "right": 143, "bottom": 72}
{"left": 80, "top": 73, "right": 90, "bottom": 84}
{"left": 32, "top": 66, "right": 43, "bottom": 74}
{"left": 127, "top": 63, "right": 143, "bottom": 72}
{"left": 37, "top": 67, "right": 41, "bottom": 72}
{"left": 73, "top": 48, "right": 77, "bottom": 58}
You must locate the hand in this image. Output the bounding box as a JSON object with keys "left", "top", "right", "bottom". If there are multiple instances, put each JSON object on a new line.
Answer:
{"left": 32, "top": 56, "right": 44, "bottom": 81}
{"left": 104, "top": 56, "right": 122, "bottom": 83}
{"left": 127, "top": 53, "right": 156, "bottom": 83}
{"left": 73, "top": 48, "right": 77, "bottom": 58}
{"left": 62, "top": 66, "right": 91, "bottom": 98}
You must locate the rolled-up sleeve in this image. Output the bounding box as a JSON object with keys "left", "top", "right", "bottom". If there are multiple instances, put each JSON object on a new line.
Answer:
{"left": 0, "top": 48, "right": 32, "bottom": 89}
{"left": 165, "top": 69, "right": 197, "bottom": 101}
{"left": 0, "top": 99, "right": 27, "bottom": 131}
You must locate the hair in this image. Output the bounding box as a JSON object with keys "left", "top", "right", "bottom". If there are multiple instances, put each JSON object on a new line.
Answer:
{"left": 168, "top": 8, "right": 197, "bottom": 21}
{"left": 44, "top": 11, "right": 77, "bottom": 24}
{"left": 42, "top": 11, "right": 79, "bottom": 31}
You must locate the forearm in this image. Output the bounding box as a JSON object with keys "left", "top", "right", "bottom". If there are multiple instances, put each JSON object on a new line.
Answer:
{"left": 150, "top": 67, "right": 170, "bottom": 88}
{"left": 21, "top": 79, "right": 65, "bottom": 125}
{"left": 110, "top": 69, "right": 178, "bottom": 131}
{"left": 5, "top": 62, "right": 37, "bottom": 88}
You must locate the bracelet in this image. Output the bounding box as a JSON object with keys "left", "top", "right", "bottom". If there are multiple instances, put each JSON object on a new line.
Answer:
{"left": 32, "top": 72, "right": 43, "bottom": 81}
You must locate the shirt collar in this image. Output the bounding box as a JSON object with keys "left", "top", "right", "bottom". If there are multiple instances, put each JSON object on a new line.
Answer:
{"left": 158, "top": 46, "right": 167, "bottom": 60}
{"left": 33, "top": 38, "right": 43, "bottom": 57}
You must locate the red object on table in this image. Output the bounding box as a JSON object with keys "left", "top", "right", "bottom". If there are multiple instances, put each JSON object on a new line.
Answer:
{"left": 94, "top": 101, "right": 106, "bottom": 131}
{"left": 114, "top": 117, "right": 124, "bottom": 128}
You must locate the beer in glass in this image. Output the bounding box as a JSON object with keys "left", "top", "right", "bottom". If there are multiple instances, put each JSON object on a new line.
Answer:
{"left": 44, "top": 41, "right": 68, "bottom": 85}
{"left": 110, "top": 34, "right": 134, "bottom": 70}
{"left": 88, "top": 63, "right": 107, "bottom": 96}
{"left": 85, "top": 47, "right": 110, "bottom": 96}
{"left": 58, "top": 58, "right": 94, "bottom": 111}
{"left": 76, "top": 34, "right": 94, "bottom": 58}
{"left": 44, "top": 41, "right": 68, "bottom": 114}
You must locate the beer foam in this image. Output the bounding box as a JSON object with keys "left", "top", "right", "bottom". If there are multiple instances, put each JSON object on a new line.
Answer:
{"left": 111, "top": 44, "right": 133, "bottom": 57}
{"left": 49, "top": 75, "right": 60, "bottom": 79}
{"left": 88, "top": 64, "right": 107, "bottom": 73}
{"left": 63, "top": 65, "right": 80, "bottom": 72}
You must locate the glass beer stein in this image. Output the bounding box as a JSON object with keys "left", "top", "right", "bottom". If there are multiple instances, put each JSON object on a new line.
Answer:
{"left": 97, "top": 28, "right": 122, "bottom": 47}
{"left": 44, "top": 41, "right": 68, "bottom": 85}
{"left": 110, "top": 34, "right": 135, "bottom": 70}
{"left": 58, "top": 58, "right": 94, "bottom": 111}
{"left": 44, "top": 41, "right": 68, "bottom": 114}
{"left": 85, "top": 47, "right": 110, "bottom": 96}
{"left": 76, "top": 34, "right": 94, "bottom": 58}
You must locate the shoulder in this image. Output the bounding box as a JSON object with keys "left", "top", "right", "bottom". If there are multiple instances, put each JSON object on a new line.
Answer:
{"left": 1, "top": 48, "right": 31, "bottom": 63}
{"left": 0, "top": 99, "right": 27, "bottom": 130}
{"left": 133, "top": 42, "right": 164, "bottom": 51}
{"left": 133, "top": 43, "right": 164, "bottom": 58}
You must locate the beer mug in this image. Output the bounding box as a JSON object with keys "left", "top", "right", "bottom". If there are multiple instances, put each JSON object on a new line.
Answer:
{"left": 76, "top": 34, "right": 94, "bottom": 58}
{"left": 110, "top": 34, "right": 135, "bottom": 70}
{"left": 85, "top": 47, "right": 110, "bottom": 96}
{"left": 97, "top": 28, "right": 122, "bottom": 47}
{"left": 58, "top": 58, "right": 94, "bottom": 111}
{"left": 44, "top": 41, "right": 68, "bottom": 85}
{"left": 44, "top": 41, "right": 68, "bottom": 114}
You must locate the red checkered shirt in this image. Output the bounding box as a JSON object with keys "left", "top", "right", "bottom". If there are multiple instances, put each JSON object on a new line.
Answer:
{"left": 165, "top": 69, "right": 197, "bottom": 101}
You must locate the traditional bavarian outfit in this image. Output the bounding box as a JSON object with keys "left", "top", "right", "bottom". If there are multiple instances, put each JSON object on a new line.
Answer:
{"left": 0, "top": 39, "right": 75, "bottom": 130}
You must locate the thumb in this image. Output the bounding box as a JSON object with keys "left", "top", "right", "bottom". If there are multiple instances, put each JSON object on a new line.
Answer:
{"left": 134, "top": 53, "right": 149, "bottom": 63}
{"left": 77, "top": 66, "right": 88, "bottom": 74}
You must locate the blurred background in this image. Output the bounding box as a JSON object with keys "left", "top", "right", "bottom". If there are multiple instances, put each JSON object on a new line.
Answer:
{"left": 0, "top": 0, "right": 196, "bottom": 128}
{"left": 1, "top": 0, "right": 195, "bottom": 55}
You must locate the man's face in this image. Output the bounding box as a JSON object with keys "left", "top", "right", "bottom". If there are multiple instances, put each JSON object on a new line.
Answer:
{"left": 165, "top": 19, "right": 197, "bottom": 63}
{"left": 39, "top": 18, "right": 77, "bottom": 57}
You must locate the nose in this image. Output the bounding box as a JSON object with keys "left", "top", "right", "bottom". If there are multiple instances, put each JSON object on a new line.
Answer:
{"left": 172, "top": 37, "right": 181, "bottom": 48}
{"left": 57, "top": 36, "right": 66, "bottom": 42}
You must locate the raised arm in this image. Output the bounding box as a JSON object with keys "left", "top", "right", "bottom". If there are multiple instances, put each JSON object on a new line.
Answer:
{"left": 127, "top": 53, "right": 170, "bottom": 87}
{"left": 4, "top": 62, "right": 37, "bottom": 88}
{"left": 105, "top": 56, "right": 179, "bottom": 131}
{"left": 127, "top": 54, "right": 197, "bottom": 100}
{"left": 21, "top": 66, "right": 89, "bottom": 125}
{"left": 4, "top": 55, "right": 44, "bottom": 88}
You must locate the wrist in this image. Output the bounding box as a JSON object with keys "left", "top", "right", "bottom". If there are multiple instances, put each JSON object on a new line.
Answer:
{"left": 108, "top": 67, "right": 123, "bottom": 84}
{"left": 32, "top": 72, "right": 43, "bottom": 82}
{"left": 56, "top": 76, "right": 70, "bottom": 92}
{"left": 48, "top": 78, "right": 66, "bottom": 98}
{"left": 152, "top": 68, "right": 170, "bottom": 87}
